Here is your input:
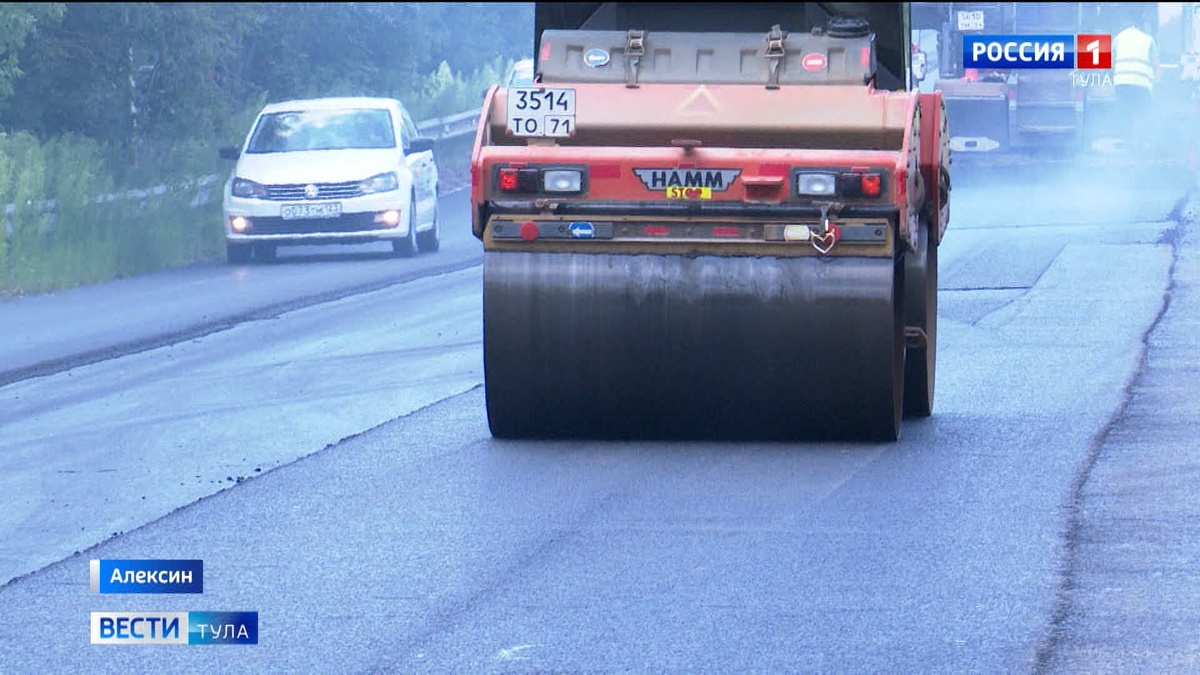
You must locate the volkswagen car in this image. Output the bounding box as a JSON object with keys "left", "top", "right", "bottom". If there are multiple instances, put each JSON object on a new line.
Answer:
{"left": 505, "top": 58, "right": 536, "bottom": 87}
{"left": 219, "top": 97, "right": 440, "bottom": 263}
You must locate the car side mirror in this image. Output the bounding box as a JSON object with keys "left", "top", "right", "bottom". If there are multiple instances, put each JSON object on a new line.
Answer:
{"left": 219, "top": 145, "right": 240, "bottom": 160}
{"left": 406, "top": 137, "right": 435, "bottom": 154}
{"left": 912, "top": 51, "right": 928, "bottom": 83}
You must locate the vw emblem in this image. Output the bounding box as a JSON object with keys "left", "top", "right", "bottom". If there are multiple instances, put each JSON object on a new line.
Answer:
{"left": 304, "top": 184, "right": 319, "bottom": 199}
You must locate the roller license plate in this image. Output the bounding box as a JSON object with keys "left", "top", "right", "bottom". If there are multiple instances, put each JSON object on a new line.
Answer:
{"left": 957, "top": 10, "right": 984, "bottom": 31}
{"left": 281, "top": 203, "right": 341, "bottom": 220}
{"left": 506, "top": 88, "right": 576, "bottom": 138}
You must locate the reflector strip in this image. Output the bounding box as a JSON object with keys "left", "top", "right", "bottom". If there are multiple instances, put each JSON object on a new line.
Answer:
{"left": 763, "top": 223, "right": 888, "bottom": 244}
{"left": 490, "top": 220, "right": 886, "bottom": 244}
{"left": 491, "top": 220, "right": 615, "bottom": 240}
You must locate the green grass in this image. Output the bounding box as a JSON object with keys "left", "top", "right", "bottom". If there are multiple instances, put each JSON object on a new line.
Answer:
{"left": 0, "top": 61, "right": 493, "bottom": 299}
{"left": 0, "top": 132, "right": 225, "bottom": 297}
{"left": 1, "top": 193, "right": 224, "bottom": 297}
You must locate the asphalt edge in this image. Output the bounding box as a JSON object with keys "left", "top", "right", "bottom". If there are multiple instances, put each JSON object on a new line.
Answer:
{"left": 1030, "top": 183, "right": 1195, "bottom": 673}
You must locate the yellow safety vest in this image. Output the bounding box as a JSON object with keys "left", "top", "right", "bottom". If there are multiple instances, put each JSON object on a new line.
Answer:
{"left": 1113, "top": 27, "right": 1156, "bottom": 90}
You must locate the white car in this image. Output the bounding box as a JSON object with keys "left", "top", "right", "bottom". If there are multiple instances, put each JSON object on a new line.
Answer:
{"left": 506, "top": 58, "right": 535, "bottom": 87}
{"left": 219, "top": 97, "right": 440, "bottom": 263}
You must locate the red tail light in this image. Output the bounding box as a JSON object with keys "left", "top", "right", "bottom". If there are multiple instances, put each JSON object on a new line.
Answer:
{"left": 498, "top": 167, "right": 539, "bottom": 193}
{"left": 861, "top": 173, "right": 881, "bottom": 197}
{"left": 499, "top": 168, "right": 519, "bottom": 192}
{"left": 836, "top": 171, "right": 882, "bottom": 198}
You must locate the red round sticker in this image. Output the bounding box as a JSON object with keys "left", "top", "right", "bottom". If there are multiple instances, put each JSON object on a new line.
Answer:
{"left": 802, "top": 53, "right": 827, "bottom": 72}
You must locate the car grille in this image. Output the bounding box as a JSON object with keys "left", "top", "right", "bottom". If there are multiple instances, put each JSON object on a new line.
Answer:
{"left": 247, "top": 212, "right": 387, "bottom": 235}
{"left": 264, "top": 181, "right": 363, "bottom": 201}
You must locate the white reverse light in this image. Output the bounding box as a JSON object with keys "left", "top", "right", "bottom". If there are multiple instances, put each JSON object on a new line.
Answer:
{"left": 542, "top": 169, "right": 583, "bottom": 193}
{"left": 796, "top": 172, "right": 837, "bottom": 196}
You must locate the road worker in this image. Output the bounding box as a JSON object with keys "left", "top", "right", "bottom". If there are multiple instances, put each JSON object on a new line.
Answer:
{"left": 1112, "top": 15, "right": 1159, "bottom": 151}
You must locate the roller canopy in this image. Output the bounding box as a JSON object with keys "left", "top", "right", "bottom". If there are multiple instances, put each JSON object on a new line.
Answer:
{"left": 533, "top": 2, "right": 912, "bottom": 90}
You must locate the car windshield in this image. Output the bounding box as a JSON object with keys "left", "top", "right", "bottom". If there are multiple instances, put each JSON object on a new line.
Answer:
{"left": 245, "top": 108, "right": 396, "bottom": 153}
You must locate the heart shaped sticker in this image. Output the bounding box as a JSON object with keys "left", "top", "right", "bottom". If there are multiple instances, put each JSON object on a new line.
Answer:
{"left": 811, "top": 223, "right": 842, "bottom": 254}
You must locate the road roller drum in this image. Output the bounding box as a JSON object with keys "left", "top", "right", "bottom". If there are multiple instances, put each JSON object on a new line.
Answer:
{"left": 484, "top": 251, "right": 905, "bottom": 441}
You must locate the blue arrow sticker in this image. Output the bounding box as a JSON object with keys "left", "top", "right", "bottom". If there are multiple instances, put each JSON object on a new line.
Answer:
{"left": 569, "top": 221, "right": 595, "bottom": 238}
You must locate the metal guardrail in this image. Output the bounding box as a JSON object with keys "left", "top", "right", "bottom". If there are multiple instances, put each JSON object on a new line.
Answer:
{"left": 416, "top": 108, "right": 482, "bottom": 140}
{"left": 4, "top": 107, "right": 482, "bottom": 239}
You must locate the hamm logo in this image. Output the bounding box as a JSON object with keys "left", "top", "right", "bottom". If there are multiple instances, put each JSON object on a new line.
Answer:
{"left": 633, "top": 169, "right": 741, "bottom": 191}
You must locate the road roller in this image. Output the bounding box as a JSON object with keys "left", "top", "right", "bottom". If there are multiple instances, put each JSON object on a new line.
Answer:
{"left": 471, "top": 2, "right": 951, "bottom": 441}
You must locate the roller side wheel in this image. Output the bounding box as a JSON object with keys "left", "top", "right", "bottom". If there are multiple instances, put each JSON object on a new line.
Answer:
{"left": 903, "top": 213, "right": 937, "bottom": 417}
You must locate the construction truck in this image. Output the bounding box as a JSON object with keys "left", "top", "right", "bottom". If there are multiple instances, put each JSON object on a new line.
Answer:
{"left": 914, "top": 2, "right": 1093, "bottom": 155}
{"left": 471, "top": 2, "right": 950, "bottom": 441}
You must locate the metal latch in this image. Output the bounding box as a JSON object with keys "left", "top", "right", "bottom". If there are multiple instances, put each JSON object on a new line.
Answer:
{"left": 625, "top": 29, "right": 645, "bottom": 88}
{"left": 904, "top": 327, "right": 928, "bottom": 349}
{"left": 765, "top": 24, "right": 785, "bottom": 89}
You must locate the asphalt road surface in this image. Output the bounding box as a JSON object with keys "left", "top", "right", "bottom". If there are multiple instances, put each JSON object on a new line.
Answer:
{"left": 1, "top": 160, "right": 1197, "bottom": 673}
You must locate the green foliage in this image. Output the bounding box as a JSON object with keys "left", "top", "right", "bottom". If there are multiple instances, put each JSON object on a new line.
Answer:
{"left": 407, "top": 56, "right": 510, "bottom": 121}
{"left": 0, "top": 131, "right": 221, "bottom": 295}
{"left": 0, "top": 3, "right": 64, "bottom": 99}
{"left": 0, "top": 2, "right": 534, "bottom": 295}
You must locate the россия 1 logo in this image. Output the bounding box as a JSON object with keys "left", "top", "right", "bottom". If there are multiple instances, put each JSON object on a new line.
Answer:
{"left": 963, "top": 34, "right": 1112, "bottom": 70}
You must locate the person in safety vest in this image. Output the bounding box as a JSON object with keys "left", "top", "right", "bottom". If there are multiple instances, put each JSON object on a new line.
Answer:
{"left": 1112, "top": 16, "right": 1159, "bottom": 151}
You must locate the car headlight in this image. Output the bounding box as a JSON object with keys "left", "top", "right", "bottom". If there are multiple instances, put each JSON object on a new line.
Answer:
{"left": 542, "top": 169, "right": 583, "bottom": 193}
{"left": 360, "top": 172, "right": 399, "bottom": 195}
{"left": 231, "top": 178, "right": 267, "bottom": 199}
{"left": 796, "top": 172, "right": 838, "bottom": 197}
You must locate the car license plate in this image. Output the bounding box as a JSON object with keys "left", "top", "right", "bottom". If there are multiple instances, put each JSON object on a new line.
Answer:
{"left": 957, "top": 10, "right": 985, "bottom": 31}
{"left": 281, "top": 203, "right": 341, "bottom": 220}
{"left": 506, "top": 87, "right": 576, "bottom": 138}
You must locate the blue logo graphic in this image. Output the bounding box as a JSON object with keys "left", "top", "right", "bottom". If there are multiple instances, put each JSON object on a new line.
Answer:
{"left": 91, "top": 559, "right": 204, "bottom": 594}
{"left": 188, "top": 612, "right": 259, "bottom": 644}
{"left": 91, "top": 611, "right": 258, "bottom": 645}
{"left": 583, "top": 48, "right": 610, "bottom": 68}
{"left": 962, "top": 34, "right": 1075, "bottom": 69}
{"left": 569, "top": 221, "right": 595, "bottom": 238}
